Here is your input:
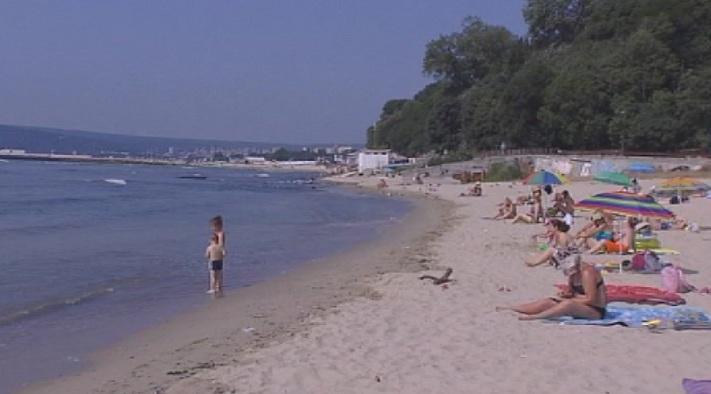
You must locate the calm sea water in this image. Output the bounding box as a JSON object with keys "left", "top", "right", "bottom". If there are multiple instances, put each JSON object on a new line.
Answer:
{"left": 0, "top": 160, "right": 409, "bottom": 393}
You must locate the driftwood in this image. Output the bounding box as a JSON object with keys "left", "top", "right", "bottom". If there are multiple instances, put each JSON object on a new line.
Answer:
{"left": 419, "top": 268, "right": 453, "bottom": 285}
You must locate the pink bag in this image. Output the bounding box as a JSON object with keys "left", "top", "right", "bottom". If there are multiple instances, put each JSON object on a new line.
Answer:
{"left": 661, "top": 265, "right": 696, "bottom": 293}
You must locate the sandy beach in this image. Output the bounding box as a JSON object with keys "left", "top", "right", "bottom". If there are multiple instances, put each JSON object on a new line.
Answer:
{"left": 26, "top": 175, "right": 711, "bottom": 394}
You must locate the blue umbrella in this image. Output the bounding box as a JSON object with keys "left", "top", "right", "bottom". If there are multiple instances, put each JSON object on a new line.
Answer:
{"left": 523, "top": 170, "right": 564, "bottom": 185}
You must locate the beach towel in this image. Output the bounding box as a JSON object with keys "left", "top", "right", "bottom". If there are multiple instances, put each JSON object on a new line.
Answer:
{"left": 644, "top": 248, "right": 680, "bottom": 255}
{"left": 552, "top": 304, "right": 711, "bottom": 328}
{"left": 598, "top": 261, "right": 699, "bottom": 275}
{"left": 683, "top": 378, "right": 711, "bottom": 394}
{"left": 555, "top": 284, "right": 685, "bottom": 305}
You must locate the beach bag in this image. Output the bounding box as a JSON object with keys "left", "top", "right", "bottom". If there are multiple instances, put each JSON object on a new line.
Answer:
{"left": 661, "top": 265, "right": 695, "bottom": 293}
{"left": 630, "top": 251, "right": 662, "bottom": 272}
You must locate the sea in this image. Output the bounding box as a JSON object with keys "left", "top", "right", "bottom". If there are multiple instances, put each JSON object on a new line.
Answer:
{"left": 0, "top": 160, "right": 410, "bottom": 393}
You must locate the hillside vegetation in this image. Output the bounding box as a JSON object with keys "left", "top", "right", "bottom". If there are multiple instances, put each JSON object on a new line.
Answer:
{"left": 367, "top": 0, "right": 711, "bottom": 156}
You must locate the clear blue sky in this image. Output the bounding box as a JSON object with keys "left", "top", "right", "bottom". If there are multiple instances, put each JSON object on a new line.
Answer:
{"left": 0, "top": 0, "right": 526, "bottom": 144}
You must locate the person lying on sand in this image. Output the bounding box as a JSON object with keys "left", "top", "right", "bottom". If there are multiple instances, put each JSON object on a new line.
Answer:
{"left": 646, "top": 217, "right": 688, "bottom": 231}
{"left": 494, "top": 197, "right": 517, "bottom": 220}
{"left": 588, "top": 217, "right": 639, "bottom": 254}
{"left": 511, "top": 188, "right": 544, "bottom": 224}
{"left": 499, "top": 255, "right": 607, "bottom": 320}
{"left": 526, "top": 219, "right": 577, "bottom": 267}
{"left": 460, "top": 181, "right": 482, "bottom": 197}
{"left": 574, "top": 210, "right": 613, "bottom": 250}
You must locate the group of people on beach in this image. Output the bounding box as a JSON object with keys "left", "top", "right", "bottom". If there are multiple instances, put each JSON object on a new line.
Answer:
{"left": 494, "top": 186, "right": 574, "bottom": 226}
{"left": 496, "top": 181, "right": 698, "bottom": 321}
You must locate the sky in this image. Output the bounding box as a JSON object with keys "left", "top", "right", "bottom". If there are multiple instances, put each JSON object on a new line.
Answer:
{"left": 0, "top": 0, "right": 527, "bottom": 144}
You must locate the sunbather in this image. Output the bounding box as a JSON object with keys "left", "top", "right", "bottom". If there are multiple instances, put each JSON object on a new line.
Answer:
{"left": 526, "top": 219, "right": 576, "bottom": 267}
{"left": 512, "top": 188, "right": 544, "bottom": 224}
{"left": 500, "top": 255, "right": 607, "bottom": 320}
{"left": 646, "top": 217, "right": 688, "bottom": 231}
{"left": 588, "top": 217, "right": 639, "bottom": 254}
{"left": 494, "top": 197, "right": 517, "bottom": 220}
{"left": 460, "top": 181, "right": 482, "bottom": 197}
{"left": 574, "top": 210, "right": 613, "bottom": 249}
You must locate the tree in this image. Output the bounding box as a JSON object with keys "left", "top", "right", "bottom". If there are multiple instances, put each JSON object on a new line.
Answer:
{"left": 423, "top": 17, "right": 522, "bottom": 89}
{"left": 524, "top": 0, "right": 590, "bottom": 47}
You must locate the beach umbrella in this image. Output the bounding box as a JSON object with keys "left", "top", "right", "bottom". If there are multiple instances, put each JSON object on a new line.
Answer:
{"left": 523, "top": 170, "right": 564, "bottom": 185}
{"left": 594, "top": 171, "right": 633, "bottom": 186}
{"left": 654, "top": 177, "right": 711, "bottom": 197}
{"left": 660, "top": 177, "right": 709, "bottom": 189}
{"left": 576, "top": 191, "right": 675, "bottom": 219}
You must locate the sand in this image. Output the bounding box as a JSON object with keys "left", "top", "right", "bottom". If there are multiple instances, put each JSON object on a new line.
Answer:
{"left": 27, "top": 175, "right": 711, "bottom": 394}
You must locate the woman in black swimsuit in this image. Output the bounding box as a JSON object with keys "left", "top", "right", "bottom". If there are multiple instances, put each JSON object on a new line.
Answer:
{"left": 499, "top": 255, "right": 607, "bottom": 320}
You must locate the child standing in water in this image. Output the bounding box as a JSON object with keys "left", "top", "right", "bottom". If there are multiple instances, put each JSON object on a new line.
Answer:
{"left": 207, "top": 215, "right": 226, "bottom": 294}
{"left": 210, "top": 215, "right": 225, "bottom": 250}
{"left": 205, "top": 234, "right": 224, "bottom": 294}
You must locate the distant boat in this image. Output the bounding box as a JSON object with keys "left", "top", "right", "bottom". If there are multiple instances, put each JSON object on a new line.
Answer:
{"left": 255, "top": 173, "right": 270, "bottom": 178}
{"left": 0, "top": 159, "right": 8, "bottom": 163}
{"left": 104, "top": 178, "right": 127, "bottom": 185}
{"left": 178, "top": 174, "right": 207, "bottom": 180}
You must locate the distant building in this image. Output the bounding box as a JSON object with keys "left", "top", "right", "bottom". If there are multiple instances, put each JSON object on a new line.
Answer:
{"left": 245, "top": 156, "right": 267, "bottom": 164}
{"left": 357, "top": 149, "right": 390, "bottom": 173}
{"left": 337, "top": 146, "right": 355, "bottom": 154}
{"left": 0, "top": 148, "right": 27, "bottom": 155}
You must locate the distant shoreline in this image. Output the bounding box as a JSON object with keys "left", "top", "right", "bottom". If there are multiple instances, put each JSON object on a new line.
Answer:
{"left": 0, "top": 154, "right": 329, "bottom": 173}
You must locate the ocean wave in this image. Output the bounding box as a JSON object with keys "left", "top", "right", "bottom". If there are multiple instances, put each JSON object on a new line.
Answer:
{"left": 0, "top": 286, "right": 116, "bottom": 327}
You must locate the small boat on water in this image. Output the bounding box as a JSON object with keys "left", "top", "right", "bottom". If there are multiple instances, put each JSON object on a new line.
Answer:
{"left": 255, "top": 173, "right": 270, "bottom": 178}
{"left": 178, "top": 174, "right": 208, "bottom": 180}
{"left": 104, "top": 178, "right": 127, "bottom": 185}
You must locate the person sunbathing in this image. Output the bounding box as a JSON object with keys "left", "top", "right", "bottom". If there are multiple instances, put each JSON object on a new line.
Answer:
{"left": 512, "top": 188, "right": 544, "bottom": 224}
{"left": 460, "top": 181, "right": 482, "bottom": 197}
{"left": 500, "top": 255, "right": 607, "bottom": 320}
{"left": 561, "top": 190, "right": 575, "bottom": 225}
{"left": 494, "top": 198, "right": 517, "bottom": 219}
{"left": 588, "top": 217, "right": 639, "bottom": 254}
{"left": 574, "top": 210, "right": 613, "bottom": 250}
{"left": 526, "top": 219, "right": 576, "bottom": 267}
{"left": 647, "top": 217, "right": 688, "bottom": 231}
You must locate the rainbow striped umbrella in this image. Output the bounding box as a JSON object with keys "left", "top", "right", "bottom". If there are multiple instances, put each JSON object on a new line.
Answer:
{"left": 576, "top": 191, "right": 674, "bottom": 219}
{"left": 523, "top": 170, "right": 564, "bottom": 185}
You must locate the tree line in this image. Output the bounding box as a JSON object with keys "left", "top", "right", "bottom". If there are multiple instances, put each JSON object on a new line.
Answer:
{"left": 367, "top": 0, "right": 711, "bottom": 157}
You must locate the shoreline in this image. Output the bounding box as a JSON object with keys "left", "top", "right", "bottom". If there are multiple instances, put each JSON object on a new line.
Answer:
{"left": 0, "top": 155, "right": 330, "bottom": 173}
{"left": 23, "top": 185, "right": 454, "bottom": 393}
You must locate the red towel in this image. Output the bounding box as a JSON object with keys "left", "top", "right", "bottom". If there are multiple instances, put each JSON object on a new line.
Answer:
{"left": 555, "top": 284, "right": 685, "bottom": 306}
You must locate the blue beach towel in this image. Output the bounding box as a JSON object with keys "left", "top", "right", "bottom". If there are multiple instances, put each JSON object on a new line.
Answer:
{"left": 550, "top": 304, "right": 711, "bottom": 328}
{"left": 683, "top": 378, "right": 711, "bottom": 394}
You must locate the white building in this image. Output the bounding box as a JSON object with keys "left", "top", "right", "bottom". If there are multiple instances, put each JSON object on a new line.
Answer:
{"left": 357, "top": 149, "right": 390, "bottom": 173}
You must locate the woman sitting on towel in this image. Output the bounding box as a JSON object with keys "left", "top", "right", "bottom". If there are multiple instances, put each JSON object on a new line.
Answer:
{"left": 526, "top": 219, "right": 576, "bottom": 267}
{"left": 500, "top": 255, "right": 607, "bottom": 320}
{"left": 588, "top": 217, "right": 639, "bottom": 254}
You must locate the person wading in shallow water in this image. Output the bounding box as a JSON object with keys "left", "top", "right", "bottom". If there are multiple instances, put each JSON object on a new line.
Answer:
{"left": 205, "top": 233, "right": 225, "bottom": 294}
{"left": 208, "top": 215, "right": 226, "bottom": 292}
